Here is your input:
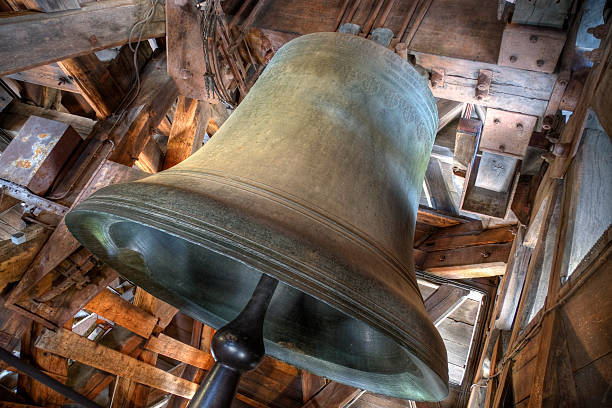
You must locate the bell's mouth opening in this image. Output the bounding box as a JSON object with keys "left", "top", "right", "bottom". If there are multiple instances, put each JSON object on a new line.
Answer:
{"left": 66, "top": 209, "right": 447, "bottom": 401}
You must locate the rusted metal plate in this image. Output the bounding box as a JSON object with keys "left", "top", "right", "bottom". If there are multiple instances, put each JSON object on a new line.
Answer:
{"left": 480, "top": 108, "right": 537, "bottom": 158}
{"left": 474, "top": 152, "right": 519, "bottom": 192}
{"left": 0, "top": 116, "right": 80, "bottom": 195}
{"left": 498, "top": 24, "right": 566, "bottom": 73}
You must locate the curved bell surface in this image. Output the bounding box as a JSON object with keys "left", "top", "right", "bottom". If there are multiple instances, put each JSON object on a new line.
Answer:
{"left": 65, "top": 32, "right": 448, "bottom": 401}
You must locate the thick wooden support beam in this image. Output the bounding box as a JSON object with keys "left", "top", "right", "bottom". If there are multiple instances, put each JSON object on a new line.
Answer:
{"left": 0, "top": 101, "right": 95, "bottom": 139}
{"left": 421, "top": 226, "right": 515, "bottom": 252}
{"left": 84, "top": 289, "right": 158, "bottom": 338}
{"left": 21, "top": 0, "right": 80, "bottom": 12}
{"left": 108, "top": 54, "right": 178, "bottom": 166}
{"left": 416, "top": 206, "right": 470, "bottom": 228}
{"left": 424, "top": 284, "right": 470, "bottom": 325}
{"left": 300, "top": 382, "right": 363, "bottom": 408}
{"left": 422, "top": 242, "right": 513, "bottom": 278}
{"left": 411, "top": 52, "right": 557, "bottom": 117}
{"left": 145, "top": 334, "right": 215, "bottom": 370}
{"left": 57, "top": 55, "right": 126, "bottom": 119}
{"left": 163, "top": 96, "right": 206, "bottom": 170}
{"left": 5, "top": 64, "right": 80, "bottom": 93}
{"left": 0, "top": 0, "right": 165, "bottom": 76}
{"left": 35, "top": 329, "right": 198, "bottom": 399}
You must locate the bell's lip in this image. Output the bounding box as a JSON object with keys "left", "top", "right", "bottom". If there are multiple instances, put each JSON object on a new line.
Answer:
{"left": 66, "top": 182, "right": 449, "bottom": 401}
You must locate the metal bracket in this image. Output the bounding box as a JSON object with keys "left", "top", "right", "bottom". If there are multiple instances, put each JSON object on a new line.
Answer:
{"left": 475, "top": 69, "right": 492, "bottom": 101}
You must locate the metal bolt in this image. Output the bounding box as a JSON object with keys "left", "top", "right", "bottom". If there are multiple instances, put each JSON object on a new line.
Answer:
{"left": 494, "top": 118, "right": 501, "bottom": 125}
{"left": 439, "top": 255, "right": 446, "bottom": 262}
{"left": 481, "top": 251, "right": 491, "bottom": 258}
{"left": 516, "top": 123, "right": 524, "bottom": 131}
{"left": 559, "top": 79, "right": 568, "bottom": 86}
{"left": 475, "top": 93, "right": 484, "bottom": 101}
{"left": 530, "top": 35, "right": 538, "bottom": 43}
{"left": 509, "top": 55, "right": 518, "bottom": 63}
{"left": 499, "top": 144, "right": 505, "bottom": 152}
{"left": 536, "top": 59, "right": 545, "bottom": 67}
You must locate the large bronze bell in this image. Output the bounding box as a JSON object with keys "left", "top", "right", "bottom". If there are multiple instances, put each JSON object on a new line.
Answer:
{"left": 66, "top": 32, "right": 448, "bottom": 401}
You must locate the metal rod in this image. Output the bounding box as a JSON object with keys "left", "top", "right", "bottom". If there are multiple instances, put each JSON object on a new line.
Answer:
{"left": 0, "top": 346, "right": 103, "bottom": 408}
{"left": 0, "top": 179, "right": 69, "bottom": 216}
{"left": 187, "top": 274, "right": 279, "bottom": 408}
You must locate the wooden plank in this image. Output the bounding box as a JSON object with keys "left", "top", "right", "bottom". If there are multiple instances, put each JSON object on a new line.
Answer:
{"left": 85, "top": 289, "right": 158, "bottom": 338}
{"left": 411, "top": 52, "right": 556, "bottom": 117}
{"left": 35, "top": 328, "right": 198, "bottom": 399}
{"left": 421, "top": 226, "right": 515, "bottom": 252}
{"left": 145, "top": 334, "right": 214, "bottom": 370}
{"left": 0, "top": 225, "right": 50, "bottom": 293}
{"left": 300, "top": 382, "right": 363, "bottom": 408}
{"left": 416, "top": 206, "right": 468, "bottom": 228}
{"left": 0, "top": 0, "right": 166, "bottom": 76}
{"left": 5, "top": 64, "right": 80, "bottom": 93}
{"left": 424, "top": 284, "right": 469, "bottom": 325}
{"left": 424, "top": 158, "right": 456, "bottom": 214}
{"left": 422, "top": 242, "right": 512, "bottom": 278}
{"left": 497, "top": 25, "right": 566, "bottom": 73}
{"left": 163, "top": 96, "right": 206, "bottom": 169}
{"left": 300, "top": 370, "right": 327, "bottom": 403}
{"left": 21, "top": 0, "right": 79, "bottom": 12}
{"left": 0, "top": 101, "right": 96, "bottom": 139}
{"left": 57, "top": 54, "right": 126, "bottom": 119}
{"left": 108, "top": 54, "right": 178, "bottom": 167}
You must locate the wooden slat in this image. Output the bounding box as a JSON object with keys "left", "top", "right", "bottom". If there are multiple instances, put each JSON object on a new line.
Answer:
{"left": 35, "top": 328, "right": 198, "bottom": 399}
{"left": 416, "top": 206, "right": 467, "bottom": 228}
{"left": 424, "top": 284, "right": 470, "bottom": 325}
{"left": 85, "top": 289, "right": 158, "bottom": 338}
{"left": 21, "top": 0, "right": 79, "bottom": 12}
{"left": 145, "top": 334, "right": 214, "bottom": 370}
{"left": 57, "top": 54, "right": 126, "bottom": 119}
{"left": 300, "top": 382, "right": 363, "bottom": 408}
{"left": 0, "top": 0, "right": 166, "bottom": 76}
{"left": 0, "top": 225, "right": 50, "bottom": 293}
{"left": 0, "top": 101, "right": 95, "bottom": 139}
{"left": 300, "top": 370, "right": 326, "bottom": 403}
{"left": 411, "top": 52, "right": 556, "bottom": 117}
{"left": 423, "top": 242, "right": 512, "bottom": 278}
{"left": 5, "top": 64, "right": 80, "bottom": 93}
{"left": 421, "top": 226, "right": 515, "bottom": 252}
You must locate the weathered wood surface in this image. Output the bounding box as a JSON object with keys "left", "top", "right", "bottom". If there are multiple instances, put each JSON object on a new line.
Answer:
{"left": 163, "top": 96, "right": 206, "bottom": 169}
{"left": 5, "top": 64, "right": 80, "bottom": 93}
{"left": 0, "top": 0, "right": 166, "bottom": 76}
{"left": 145, "top": 334, "right": 215, "bottom": 370}
{"left": 0, "top": 101, "right": 96, "bottom": 139}
{"left": 85, "top": 289, "right": 158, "bottom": 338}
{"left": 421, "top": 226, "right": 515, "bottom": 252}
{"left": 412, "top": 52, "right": 557, "bottom": 117}
{"left": 300, "top": 381, "right": 363, "bottom": 408}
{"left": 35, "top": 328, "right": 198, "bottom": 399}
{"left": 422, "top": 242, "right": 512, "bottom": 278}
{"left": 0, "top": 225, "right": 49, "bottom": 293}
{"left": 21, "top": 0, "right": 80, "bottom": 12}
{"left": 57, "top": 54, "right": 126, "bottom": 119}
{"left": 424, "top": 284, "right": 469, "bottom": 325}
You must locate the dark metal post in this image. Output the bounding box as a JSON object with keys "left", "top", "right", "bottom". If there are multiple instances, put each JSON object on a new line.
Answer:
{"left": 0, "top": 346, "right": 103, "bottom": 408}
{"left": 187, "top": 273, "right": 279, "bottom": 408}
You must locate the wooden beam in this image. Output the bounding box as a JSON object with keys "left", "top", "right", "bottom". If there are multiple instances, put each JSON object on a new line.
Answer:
{"left": 35, "top": 328, "right": 198, "bottom": 399}
{"left": 421, "top": 226, "right": 515, "bottom": 252}
{"left": 144, "top": 334, "right": 214, "bottom": 370}
{"left": 300, "top": 382, "right": 363, "bottom": 408}
{"left": 416, "top": 205, "right": 469, "bottom": 228}
{"left": 300, "top": 370, "right": 327, "bottom": 403}
{"left": 0, "top": 225, "right": 50, "bottom": 293}
{"left": 5, "top": 64, "right": 80, "bottom": 93}
{"left": 437, "top": 99, "right": 463, "bottom": 132}
{"left": 0, "top": 0, "right": 165, "bottom": 76}
{"left": 21, "top": 0, "right": 79, "bottom": 12}
{"left": 422, "top": 242, "right": 513, "bottom": 278}
{"left": 411, "top": 51, "right": 557, "bottom": 117}
{"left": 108, "top": 53, "right": 178, "bottom": 166}
{"left": 57, "top": 54, "right": 126, "bottom": 119}
{"left": 424, "top": 157, "right": 456, "bottom": 215}
{"left": 163, "top": 96, "right": 206, "bottom": 170}
{"left": 0, "top": 101, "right": 95, "bottom": 139}
{"left": 84, "top": 289, "right": 158, "bottom": 339}
{"left": 424, "top": 284, "right": 470, "bottom": 325}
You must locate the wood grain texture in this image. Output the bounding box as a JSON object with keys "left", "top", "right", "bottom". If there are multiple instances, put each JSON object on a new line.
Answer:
{"left": 301, "top": 381, "right": 363, "bottom": 408}
{"left": 0, "top": 0, "right": 166, "bottom": 76}
{"left": 421, "top": 226, "right": 515, "bottom": 252}
{"left": 163, "top": 96, "right": 205, "bottom": 169}
{"left": 35, "top": 328, "right": 198, "bottom": 399}
{"left": 5, "top": 64, "right": 80, "bottom": 93}
{"left": 424, "top": 284, "right": 469, "bottom": 325}
{"left": 423, "top": 242, "right": 512, "bottom": 278}
{"left": 85, "top": 289, "right": 158, "bottom": 338}
{"left": 145, "top": 334, "right": 214, "bottom": 370}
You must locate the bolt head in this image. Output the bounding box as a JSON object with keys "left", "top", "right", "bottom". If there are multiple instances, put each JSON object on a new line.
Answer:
{"left": 536, "top": 59, "right": 545, "bottom": 67}
{"left": 499, "top": 144, "right": 506, "bottom": 151}
{"left": 509, "top": 55, "right": 518, "bottom": 63}
{"left": 516, "top": 123, "right": 524, "bottom": 131}
{"left": 494, "top": 118, "right": 501, "bottom": 125}
{"left": 530, "top": 35, "right": 538, "bottom": 43}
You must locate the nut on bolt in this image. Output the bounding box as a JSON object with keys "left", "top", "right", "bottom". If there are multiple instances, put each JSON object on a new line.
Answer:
{"left": 530, "top": 35, "right": 538, "bottom": 43}
{"left": 509, "top": 55, "right": 518, "bottom": 63}
{"left": 536, "top": 59, "right": 545, "bottom": 67}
